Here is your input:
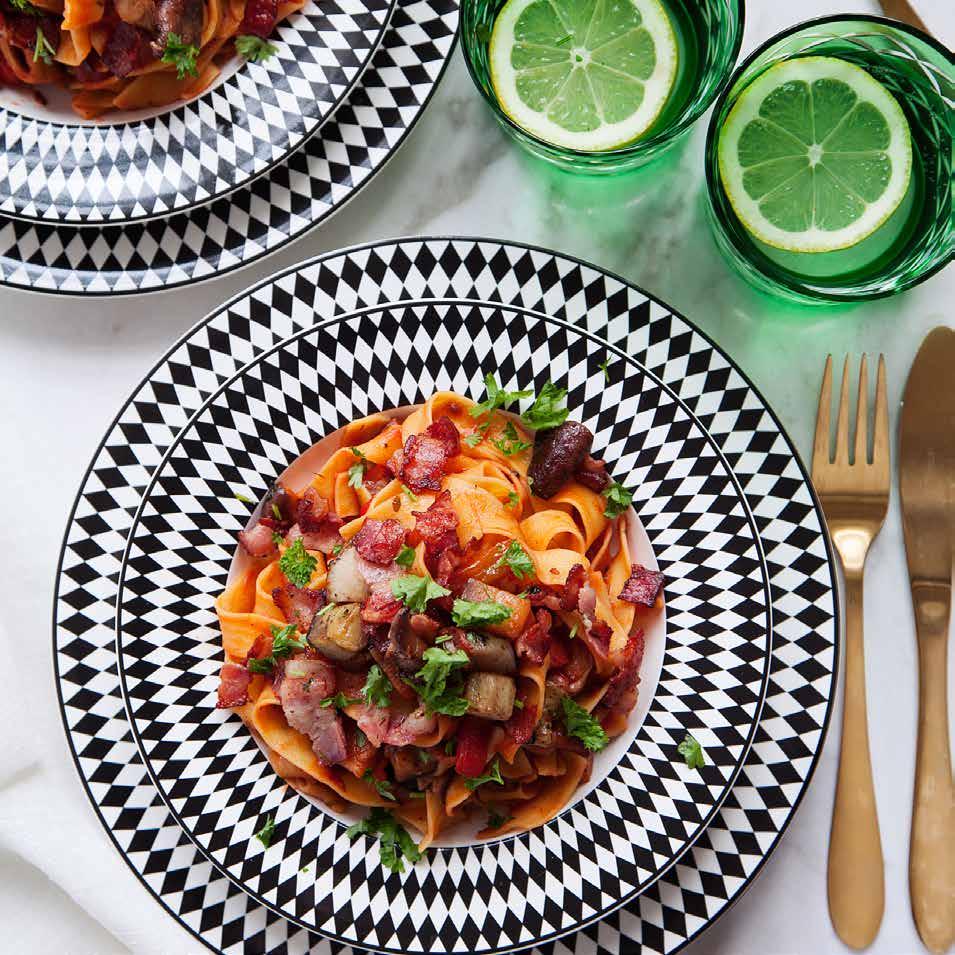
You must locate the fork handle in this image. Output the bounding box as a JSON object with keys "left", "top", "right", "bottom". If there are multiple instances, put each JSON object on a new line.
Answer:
{"left": 828, "top": 571, "right": 884, "bottom": 949}
{"left": 910, "top": 581, "right": 954, "bottom": 954}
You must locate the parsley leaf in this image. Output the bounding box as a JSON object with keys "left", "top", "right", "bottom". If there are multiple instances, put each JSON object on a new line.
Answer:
{"left": 444, "top": 739, "right": 456, "bottom": 756}
{"left": 506, "top": 490, "right": 520, "bottom": 509}
{"left": 271, "top": 502, "right": 282, "bottom": 521}
{"left": 33, "top": 26, "right": 55, "bottom": 63}
{"left": 470, "top": 373, "right": 533, "bottom": 418}
{"left": 567, "top": 622, "right": 578, "bottom": 640}
{"left": 678, "top": 733, "right": 706, "bottom": 770}
{"left": 561, "top": 696, "right": 609, "bottom": 752}
{"left": 495, "top": 540, "right": 534, "bottom": 580}
{"left": 235, "top": 33, "right": 278, "bottom": 62}
{"left": 355, "top": 728, "right": 368, "bottom": 748}
{"left": 300, "top": 865, "right": 310, "bottom": 873}
{"left": 486, "top": 808, "right": 513, "bottom": 830}
{"left": 401, "top": 484, "right": 418, "bottom": 503}
{"left": 255, "top": 814, "right": 276, "bottom": 848}
{"left": 599, "top": 359, "right": 611, "bottom": 382}
{"left": 521, "top": 382, "right": 568, "bottom": 431}
{"left": 513, "top": 698, "right": 524, "bottom": 709}
{"left": 410, "top": 646, "right": 469, "bottom": 715}
{"left": 271, "top": 530, "right": 285, "bottom": 546}
{"left": 602, "top": 480, "right": 633, "bottom": 519}
{"left": 247, "top": 656, "right": 275, "bottom": 674}
{"left": 348, "top": 448, "right": 369, "bottom": 489}
{"left": 391, "top": 574, "right": 450, "bottom": 614}
{"left": 10, "top": 0, "right": 39, "bottom": 11}
{"left": 395, "top": 544, "right": 416, "bottom": 568}
{"left": 331, "top": 541, "right": 344, "bottom": 556}
{"left": 320, "top": 692, "right": 362, "bottom": 709}
{"left": 463, "top": 432, "right": 483, "bottom": 448}
{"left": 363, "top": 771, "right": 397, "bottom": 801}
{"left": 464, "top": 757, "right": 504, "bottom": 791}
{"left": 434, "top": 633, "right": 453, "bottom": 644}
{"left": 347, "top": 808, "right": 422, "bottom": 873}
{"left": 271, "top": 622, "right": 307, "bottom": 658}
{"left": 234, "top": 491, "right": 253, "bottom": 505}
{"left": 492, "top": 420, "right": 532, "bottom": 456}
{"left": 161, "top": 31, "right": 199, "bottom": 78}
{"left": 363, "top": 664, "right": 392, "bottom": 708}
{"left": 314, "top": 602, "right": 336, "bottom": 619}
{"left": 279, "top": 538, "right": 317, "bottom": 588}
{"left": 451, "top": 598, "right": 512, "bottom": 628}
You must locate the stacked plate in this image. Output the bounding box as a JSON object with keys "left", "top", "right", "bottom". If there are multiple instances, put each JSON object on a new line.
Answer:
{"left": 0, "top": 0, "right": 457, "bottom": 293}
{"left": 54, "top": 237, "right": 839, "bottom": 955}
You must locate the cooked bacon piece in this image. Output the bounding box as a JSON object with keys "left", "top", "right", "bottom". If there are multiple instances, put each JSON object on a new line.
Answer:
{"left": 515, "top": 609, "right": 552, "bottom": 665}
{"left": 216, "top": 662, "right": 251, "bottom": 708}
{"left": 278, "top": 659, "right": 347, "bottom": 763}
{"left": 619, "top": 566, "right": 664, "bottom": 607}
{"left": 408, "top": 613, "right": 441, "bottom": 639}
{"left": 383, "top": 706, "right": 437, "bottom": 746}
{"left": 425, "top": 416, "right": 461, "bottom": 457}
{"left": 238, "top": 522, "right": 277, "bottom": 558}
{"left": 354, "top": 703, "right": 392, "bottom": 746}
{"left": 239, "top": 0, "right": 278, "bottom": 37}
{"left": 548, "top": 635, "right": 570, "bottom": 668}
{"left": 527, "top": 563, "right": 585, "bottom": 613}
{"left": 366, "top": 620, "right": 419, "bottom": 700}
{"left": 272, "top": 583, "right": 324, "bottom": 630}
{"left": 385, "top": 448, "right": 403, "bottom": 478}
{"left": 602, "top": 629, "right": 645, "bottom": 714}
{"left": 296, "top": 487, "right": 329, "bottom": 533}
{"left": 101, "top": 20, "right": 151, "bottom": 78}
{"left": 548, "top": 639, "right": 593, "bottom": 694}
{"left": 243, "top": 631, "right": 271, "bottom": 665}
{"left": 574, "top": 454, "right": 610, "bottom": 493}
{"left": 5, "top": 11, "right": 61, "bottom": 51}
{"left": 387, "top": 745, "right": 421, "bottom": 782}
{"left": 528, "top": 421, "right": 594, "bottom": 499}
{"left": 74, "top": 52, "right": 109, "bottom": 83}
{"left": 577, "top": 579, "right": 597, "bottom": 626}
{"left": 286, "top": 515, "right": 343, "bottom": 555}
{"left": 153, "top": 0, "right": 203, "bottom": 52}
{"left": 579, "top": 619, "right": 612, "bottom": 665}
{"left": 409, "top": 490, "right": 459, "bottom": 557}
{"left": 504, "top": 687, "right": 536, "bottom": 745}
{"left": 433, "top": 546, "right": 463, "bottom": 589}
{"left": 353, "top": 518, "right": 405, "bottom": 566}
{"left": 340, "top": 722, "right": 378, "bottom": 778}
{"left": 360, "top": 586, "right": 403, "bottom": 625}
{"left": 400, "top": 434, "right": 448, "bottom": 493}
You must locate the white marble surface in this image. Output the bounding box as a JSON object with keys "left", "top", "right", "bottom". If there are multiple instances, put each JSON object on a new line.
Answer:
{"left": 0, "top": 0, "right": 952, "bottom": 952}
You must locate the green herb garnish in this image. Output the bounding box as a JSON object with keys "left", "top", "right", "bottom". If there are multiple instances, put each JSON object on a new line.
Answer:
{"left": 391, "top": 574, "right": 450, "bottom": 614}
{"left": 464, "top": 757, "right": 504, "bottom": 791}
{"left": 492, "top": 420, "right": 532, "bottom": 456}
{"left": 161, "top": 32, "right": 199, "bottom": 78}
{"left": 320, "top": 692, "right": 362, "bottom": 709}
{"left": 451, "top": 598, "right": 512, "bottom": 628}
{"left": 678, "top": 733, "right": 706, "bottom": 770}
{"left": 395, "top": 544, "right": 416, "bottom": 568}
{"left": 255, "top": 814, "right": 276, "bottom": 847}
{"left": 235, "top": 33, "right": 277, "bottom": 62}
{"left": 470, "top": 373, "right": 532, "bottom": 419}
{"left": 348, "top": 447, "right": 369, "bottom": 489}
{"left": 279, "top": 537, "right": 317, "bottom": 588}
{"left": 602, "top": 480, "right": 633, "bottom": 519}
{"left": 496, "top": 540, "right": 534, "bottom": 580}
{"left": 362, "top": 664, "right": 392, "bottom": 708}
{"left": 33, "top": 26, "right": 55, "bottom": 64}
{"left": 521, "top": 382, "right": 568, "bottom": 431}
{"left": 561, "top": 696, "right": 609, "bottom": 752}
{"left": 346, "top": 808, "right": 422, "bottom": 873}
{"left": 409, "top": 646, "right": 469, "bottom": 716}
{"left": 363, "top": 771, "right": 397, "bottom": 801}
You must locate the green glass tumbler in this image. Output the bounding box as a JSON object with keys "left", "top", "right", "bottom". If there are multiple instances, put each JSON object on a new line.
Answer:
{"left": 461, "top": 0, "right": 744, "bottom": 174}
{"left": 704, "top": 15, "right": 954, "bottom": 304}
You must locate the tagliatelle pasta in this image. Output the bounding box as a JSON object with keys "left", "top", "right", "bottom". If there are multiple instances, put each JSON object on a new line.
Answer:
{"left": 215, "top": 387, "right": 665, "bottom": 871}
{"left": 0, "top": 0, "right": 302, "bottom": 118}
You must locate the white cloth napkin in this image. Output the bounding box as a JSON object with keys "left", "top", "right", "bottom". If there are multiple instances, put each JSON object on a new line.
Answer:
{"left": 0, "top": 620, "right": 201, "bottom": 954}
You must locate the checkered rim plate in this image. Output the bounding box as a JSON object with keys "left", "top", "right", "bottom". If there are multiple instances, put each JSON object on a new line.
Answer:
{"left": 54, "top": 238, "right": 838, "bottom": 955}
{"left": 0, "top": 0, "right": 392, "bottom": 225}
{"left": 0, "top": 0, "right": 457, "bottom": 288}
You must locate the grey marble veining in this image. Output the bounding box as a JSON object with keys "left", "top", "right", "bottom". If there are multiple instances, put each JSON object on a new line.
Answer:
{"left": 0, "top": 0, "right": 951, "bottom": 952}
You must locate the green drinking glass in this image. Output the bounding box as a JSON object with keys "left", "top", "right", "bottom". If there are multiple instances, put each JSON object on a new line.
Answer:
{"left": 704, "top": 15, "right": 954, "bottom": 304}
{"left": 461, "top": 0, "right": 744, "bottom": 173}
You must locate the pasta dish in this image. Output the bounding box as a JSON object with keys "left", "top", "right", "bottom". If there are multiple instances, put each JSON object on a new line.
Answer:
{"left": 0, "top": 0, "right": 300, "bottom": 118}
{"left": 216, "top": 382, "right": 664, "bottom": 870}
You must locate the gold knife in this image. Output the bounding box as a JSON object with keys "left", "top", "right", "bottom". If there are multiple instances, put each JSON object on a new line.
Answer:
{"left": 899, "top": 326, "right": 955, "bottom": 953}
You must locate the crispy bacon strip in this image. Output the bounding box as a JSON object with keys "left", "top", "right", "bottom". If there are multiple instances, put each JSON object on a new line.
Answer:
{"left": 238, "top": 522, "right": 276, "bottom": 558}
{"left": 618, "top": 566, "right": 664, "bottom": 607}
{"left": 516, "top": 609, "right": 552, "bottom": 665}
{"left": 424, "top": 416, "right": 460, "bottom": 457}
{"left": 504, "top": 686, "right": 536, "bottom": 745}
{"left": 360, "top": 587, "right": 403, "bottom": 625}
{"left": 409, "top": 490, "right": 459, "bottom": 556}
{"left": 353, "top": 518, "right": 405, "bottom": 566}
{"left": 602, "top": 629, "right": 645, "bottom": 714}
{"left": 272, "top": 584, "right": 324, "bottom": 630}
{"left": 574, "top": 454, "right": 610, "bottom": 493}
{"left": 528, "top": 563, "right": 585, "bottom": 613}
{"left": 296, "top": 487, "right": 329, "bottom": 533}
{"left": 216, "top": 662, "right": 251, "bottom": 708}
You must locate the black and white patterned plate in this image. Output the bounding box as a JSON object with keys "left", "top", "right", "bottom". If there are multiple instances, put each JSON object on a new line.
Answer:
{"left": 0, "top": 0, "right": 456, "bottom": 289}
{"left": 0, "top": 0, "right": 392, "bottom": 225}
{"left": 54, "top": 239, "right": 838, "bottom": 953}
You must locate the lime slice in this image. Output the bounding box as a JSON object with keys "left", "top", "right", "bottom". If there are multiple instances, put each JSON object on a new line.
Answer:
{"left": 489, "top": 0, "right": 678, "bottom": 152}
{"left": 717, "top": 56, "right": 912, "bottom": 253}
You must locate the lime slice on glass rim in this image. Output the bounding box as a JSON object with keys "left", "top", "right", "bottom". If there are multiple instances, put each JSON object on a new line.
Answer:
{"left": 488, "top": 0, "right": 678, "bottom": 152}
{"left": 717, "top": 56, "right": 912, "bottom": 253}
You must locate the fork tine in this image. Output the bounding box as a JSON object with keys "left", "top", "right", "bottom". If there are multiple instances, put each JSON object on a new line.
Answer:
{"left": 812, "top": 355, "right": 833, "bottom": 474}
{"left": 834, "top": 356, "right": 851, "bottom": 466}
{"left": 854, "top": 355, "right": 869, "bottom": 465}
{"left": 872, "top": 354, "right": 889, "bottom": 481}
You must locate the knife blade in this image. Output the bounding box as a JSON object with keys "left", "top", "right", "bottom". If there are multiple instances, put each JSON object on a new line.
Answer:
{"left": 899, "top": 325, "right": 955, "bottom": 954}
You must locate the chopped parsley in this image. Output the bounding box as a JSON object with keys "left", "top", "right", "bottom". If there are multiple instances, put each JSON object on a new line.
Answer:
{"left": 444, "top": 738, "right": 456, "bottom": 756}
{"left": 314, "top": 602, "right": 337, "bottom": 619}
{"left": 506, "top": 490, "right": 520, "bottom": 509}
{"left": 33, "top": 26, "right": 55, "bottom": 64}
{"left": 561, "top": 696, "right": 609, "bottom": 752}
{"left": 347, "top": 808, "right": 421, "bottom": 873}
{"left": 279, "top": 537, "right": 317, "bottom": 588}
{"left": 363, "top": 771, "right": 397, "bottom": 801}
{"left": 486, "top": 808, "right": 513, "bottom": 830}
{"left": 271, "top": 623, "right": 307, "bottom": 657}
{"left": 355, "top": 728, "right": 368, "bottom": 748}
{"left": 271, "top": 502, "right": 282, "bottom": 521}
{"left": 10, "top": 0, "right": 39, "bottom": 11}
{"left": 401, "top": 483, "right": 418, "bottom": 503}
{"left": 602, "top": 480, "right": 633, "bottom": 519}
{"left": 410, "top": 646, "right": 469, "bottom": 716}
{"left": 255, "top": 814, "right": 276, "bottom": 848}
{"left": 567, "top": 623, "right": 578, "bottom": 640}
{"left": 678, "top": 733, "right": 706, "bottom": 771}
{"left": 235, "top": 34, "right": 278, "bottom": 63}
{"left": 434, "top": 633, "right": 453, "bottom": 644}
{"left": 464, "top": 432, "right": 483, "bottom": 448}
{"left": 271, "top": 530, "right": 284, "bottom": 546}
{"left": 451, "top": 598, "right": 512, "bottom": 628}
{"left": 521, "top": 382, "right": 568, "bottom": 431}
{"left": 247, "top": 657, "right": 275, "bottom": 675}
{"left": 348, "top": 448, "right": 369, "bottom": 489}
{"left": 470, "top": 373, "right": 532, "bottom": 418}
{"left": 512, "top": 698, "right": 524, "bottom": 710}
{"left": 299, "top": 865, "right": 310, "bottom": 873}
{"left": 395, "top": 544, "right": 416, "bottom": 568}
{"left": 161, "top": 32, "right": 199, "bottom": 78}
{"left": 464, "top": 757, "right": 504, "bottom": 791}
{"left": 331, "top": 541, "right": 344, "bottom": 557}
{"left": 599, "top": 358, "right": 611, "bottom": 382}
{"left": 234, "top": 491, "right": 253, "bottom": 505}
{"left": 391, "top": 574, "right": 450, "bottom": 614}
{"left": 492, "top": 420, "right": 532, "bottom": 456}
{"left": 495, "top": 540, "right": 534, "bottom": 580}
{"left": 363, "top": 664, "right": 392, "bottom": 708}
{"left": 320, "top": 692, "right": 362, "bottom": 709}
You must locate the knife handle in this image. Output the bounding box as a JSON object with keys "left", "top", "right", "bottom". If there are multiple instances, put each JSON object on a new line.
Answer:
{"left": 910, "top": 581, "right": 955, "bottom": 954}
{"left": 828, "top": 571, "right": 884, "bottom": 949}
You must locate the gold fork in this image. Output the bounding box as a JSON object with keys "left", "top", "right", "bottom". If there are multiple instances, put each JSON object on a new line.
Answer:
{"left": 813, "top": 355, "right": 889, "bottom": 950}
